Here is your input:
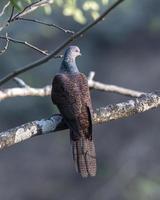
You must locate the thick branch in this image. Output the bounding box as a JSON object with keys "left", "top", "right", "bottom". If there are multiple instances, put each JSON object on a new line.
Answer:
{"left": 0, "top": 85, "right": 51, "bottom": 101}
{"left": 0, "top": 93, "right": 159, "bottom": 150}
{"left": 0, "top": 0, "right": 125, "bottom": 86}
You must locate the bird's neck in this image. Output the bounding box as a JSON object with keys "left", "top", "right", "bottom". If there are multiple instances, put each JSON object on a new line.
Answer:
{"left": 60, "top": 56, "right": 79, "bottom": 74}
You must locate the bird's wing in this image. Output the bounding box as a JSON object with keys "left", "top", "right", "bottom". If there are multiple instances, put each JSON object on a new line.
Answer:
{"left": 52, "top": 73, "right": 96, "bottom": 177}
{"left": 51, "top": 73, "right": 92, "bottom": 139}
{"left": 51, "top": 73, "right": 83, "bottom": 136}
{"left": 77, "top": 73, "right": 93, "bottom": 139}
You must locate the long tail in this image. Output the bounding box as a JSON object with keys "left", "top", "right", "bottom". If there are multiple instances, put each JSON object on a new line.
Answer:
{"left": 71, "top": 135, "right": 96, "bottom": 177}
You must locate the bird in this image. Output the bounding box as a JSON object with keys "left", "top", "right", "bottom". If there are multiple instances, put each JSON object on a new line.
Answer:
{"left": 51, "top": 46, "right": 96, "bottom": 177}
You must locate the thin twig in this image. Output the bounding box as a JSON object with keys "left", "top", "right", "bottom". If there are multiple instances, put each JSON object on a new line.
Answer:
{"left": 0, "top": 0, "right": 54, "bottom": 32}
{"left": 0, "top": 35, "right": 49, "bottom": 55}
{"left": 54, "top": 55, "right": 63, "bottom": 58}
{"left": 8, "top": 6, "right": 15, "bottom": 22}
{"left": 0, "top": 2, "right": 11, "bottom": 32}
{"left": 0, "top": 0, "right": 125, "bottom": 87}
{"left": 0, "top": 92, "right": 159, "bottom": 150}
{"left": 12, "top": 0, "right": 54, "bottom": 20}
{"left": 0, "top": 85, "right": 51, "bottom": 101}
{"left": 0, "top": 1, "right": 10, "bottom": 17}
{"left": 88, "top": 71, "right": 95, "bottom": 81}
{"left": 17, "top": 17, "right": 75, "bottom": 34}
{"left": 13, "top": 77, "right": 29, "bottom": 88}
{"left": 0, "top": 33, "right": 9, "bottom": 55}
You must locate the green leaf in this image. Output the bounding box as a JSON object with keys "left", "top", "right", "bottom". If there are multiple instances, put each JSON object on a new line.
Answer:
{"left": 63, "top": 6, "right": 74, "bottom": 16}
{"left": 44, "top": 5, "right": 52, "bottom": 15}
{"left": 55, "top": 0, "right": 63, "bottom": 7}
{"left": 10, "top": 0, "right": 23, "bottom": 11}
{"left": 25, "top": 0, "right": 32, "bottom": 3}
{"left": 83, "top": 1, "right": 100, "bottom": 11}
{"left": 73, "top": 9, "right": 86, "bottom": 24}
{"left": 101, "top": 0, "right": 109, "bottom": 5}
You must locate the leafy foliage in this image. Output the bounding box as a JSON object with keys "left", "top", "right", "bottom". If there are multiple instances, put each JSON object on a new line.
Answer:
{"left": 10, "top": 0, "right": 110, "bottom": 24}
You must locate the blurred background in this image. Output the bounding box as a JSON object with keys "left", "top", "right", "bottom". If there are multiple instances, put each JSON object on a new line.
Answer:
{"left": 1, "top": 0, "right": 160, "bottom": 199}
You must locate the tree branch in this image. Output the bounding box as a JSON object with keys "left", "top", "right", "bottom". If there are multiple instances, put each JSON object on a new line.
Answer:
{"left": 13, "top": 77, "right": 30, "bottom": 88}
{"left": 7, "top": 2, "right": 74, "bottom": 35}
{"left": 0, "top": 1, "right": 10, "bottom": 17}
{"left": 0, "top": 0, "right": 54, "bottom": 32}
{"left": 0, "top": 0, "right": 125, "bottom": 87}
{"left": 0, "top": 93, "right": 159, "bottom": 150}
{"left": 88, "top": 71, "right": 143, "bottom": 97}
{"left": 0, "top": 85, "right": 51, "bottom": 101}
{"left": 16, "top": 17, "right": 75, "bottom": 34}
{"left": 89, "top": 80, "right": 143, "bottom": 97}
{"left": 0, "top": 35, "right": 49, "bottom": 55}
{"left": 0, "top": 33, "right": 9, "bottom": 55}
{"left": 8, "top": 6, "right": 15, "bottom": 22}
{"left": 0, "top": 72, "right": 143, "bottom": 101}
{"left": 11, "top": 0, "right": 54, "bottom": 20}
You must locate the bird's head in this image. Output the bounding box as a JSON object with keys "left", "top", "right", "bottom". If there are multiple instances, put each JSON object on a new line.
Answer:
{"left": 64, "top": 46, "right": 81, "bottom": 59}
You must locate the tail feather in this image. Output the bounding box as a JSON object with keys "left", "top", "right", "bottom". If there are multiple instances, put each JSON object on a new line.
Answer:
{"left": 71, "top": 135, "right": 96, "bottom": 177}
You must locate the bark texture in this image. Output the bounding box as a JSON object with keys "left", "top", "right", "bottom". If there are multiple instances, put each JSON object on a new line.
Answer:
{"left": 0, "top": 93, "right": 159, "bottom": 150}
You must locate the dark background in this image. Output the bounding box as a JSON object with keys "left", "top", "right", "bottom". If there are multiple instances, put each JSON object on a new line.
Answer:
{"left": 1, "top": 0, "right": 160, "bottom": 199}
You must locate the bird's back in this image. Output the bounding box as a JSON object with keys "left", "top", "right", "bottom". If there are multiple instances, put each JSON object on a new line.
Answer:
{"left": 51, "top": 72, "right": 96, "bottom": 177}
{"left": 52, "top": 73, "right": 91, "bottom": 119}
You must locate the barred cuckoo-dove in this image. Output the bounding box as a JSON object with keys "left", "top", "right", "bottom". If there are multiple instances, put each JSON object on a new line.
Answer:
{"left": 51, "top": 46, "right": 96, "bottom": 177}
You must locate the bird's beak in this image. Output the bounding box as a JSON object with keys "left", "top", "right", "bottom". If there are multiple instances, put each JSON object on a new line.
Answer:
{"left": 79, "top": 52, "right": 82, "bottom": 56}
